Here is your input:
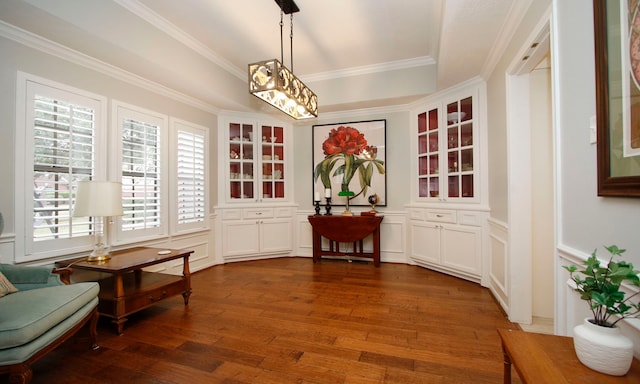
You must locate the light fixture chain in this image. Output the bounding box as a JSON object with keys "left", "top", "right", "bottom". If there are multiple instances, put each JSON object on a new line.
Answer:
{"left": 290, "top": 13, "right": 294, "bottom": 71}
{"left": 279, "top": 8, "right": 284, "bottom": 64}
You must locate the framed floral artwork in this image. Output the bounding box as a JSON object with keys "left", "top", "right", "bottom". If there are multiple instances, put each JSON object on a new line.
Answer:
{"left": 312, "top": 119, "right": 386, "bottom": 206}
{"left": 595, "top": 0, "right": 640, "bottom": 196}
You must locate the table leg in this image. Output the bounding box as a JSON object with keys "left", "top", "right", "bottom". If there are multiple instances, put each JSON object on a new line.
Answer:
{"left": 134, "top": 269, "right": 142, "bottom": 286}
{"left": 502, "top": 343, "right": 512, "bottom": 384}
{"left": 312, "top": 229, "right": 321, "bottom": 263}
{"left": 373, "top": 226, "right": 381, "bottom": 267}
{"left": 113, "top": 274, "right": 126, "bottom": 335}
{"left": 182, "top": 255, "right": 192, "bottom": 305}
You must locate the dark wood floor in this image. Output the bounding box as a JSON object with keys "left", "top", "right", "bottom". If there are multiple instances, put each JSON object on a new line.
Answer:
{"left": 9, "top": 257, "right": 523, "bottom": 383}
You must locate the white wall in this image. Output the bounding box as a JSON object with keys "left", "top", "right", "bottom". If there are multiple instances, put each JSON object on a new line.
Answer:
{"left": 553, "top": 0, "right": 640, "bottom": 342}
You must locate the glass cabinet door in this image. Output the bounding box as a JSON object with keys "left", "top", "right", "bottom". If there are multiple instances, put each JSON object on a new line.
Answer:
{"left": 417, "top": 94, "right": 476, "bottom": 201}
{"left": 418, "top": 108, "right": 440, "bottom": 198}
{"left": 225, "top": 120, "right": 288, "bottom": 202}
{"left": 446, "top": 96, "right": 473, "bottom": 198}
{"left": 259, "top": 124, "right": 285, "bottom": 199}
{"left": 228, "top": 122, "right": 255, "bottom": 200}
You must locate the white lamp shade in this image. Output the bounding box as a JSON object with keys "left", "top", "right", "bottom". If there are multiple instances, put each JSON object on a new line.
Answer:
{"left": 73, "top": 181, "right": 124, "bottom": 217}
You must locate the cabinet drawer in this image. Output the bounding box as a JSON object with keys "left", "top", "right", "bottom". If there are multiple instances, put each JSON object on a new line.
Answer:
{"left": 408, "top": 209, "right": 425, "bottom": 221}
{"left": 222, "top": 209, "right": 242, "bottom": 220}
{"left": 425, "top": 210, "right": 456, "bottom": 223}
{"left": 244, "top": 208, "right": 274, "bottom": 219}
{"left": 457, "top": 211, "right": 484, "bottom": 227}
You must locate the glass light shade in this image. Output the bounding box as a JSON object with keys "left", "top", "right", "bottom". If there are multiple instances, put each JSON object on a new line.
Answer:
{"left": 248, "top": 59, "right": 318, "bottom": 119}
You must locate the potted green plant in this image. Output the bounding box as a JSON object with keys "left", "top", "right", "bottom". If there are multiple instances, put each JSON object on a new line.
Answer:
{"left": 563, "top": 245, "right": 640, "bottom": 376}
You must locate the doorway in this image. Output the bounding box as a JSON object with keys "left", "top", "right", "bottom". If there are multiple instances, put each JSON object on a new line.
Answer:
{"left": 506, "top": 21, "right": 555, "bottom": 332}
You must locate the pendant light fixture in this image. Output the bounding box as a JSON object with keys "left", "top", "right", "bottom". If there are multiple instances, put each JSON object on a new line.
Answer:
{"left": 248, "top": 0, "right": 318, "bottom": 119}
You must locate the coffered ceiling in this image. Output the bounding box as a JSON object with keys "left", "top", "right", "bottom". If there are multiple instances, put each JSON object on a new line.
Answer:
{"left": 0, "top": 0, "right": 524, "bottom": 117}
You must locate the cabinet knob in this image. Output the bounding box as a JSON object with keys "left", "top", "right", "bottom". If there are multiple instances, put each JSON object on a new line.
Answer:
{"left": 436, "top": 214, "right": 443, "bottom": 218}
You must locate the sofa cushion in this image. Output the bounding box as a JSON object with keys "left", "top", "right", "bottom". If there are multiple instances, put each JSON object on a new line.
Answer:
{"left": 0, "top": 271, "right": 18, "bottom": 298}
{"left": 0, "top": 282, "right": 99, "bottom": 349}
{"left": 0, "top": 297, "right": 98, "bottom": 366}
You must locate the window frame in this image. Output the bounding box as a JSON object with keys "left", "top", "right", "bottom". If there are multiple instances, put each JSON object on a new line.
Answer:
{"left": 111, "top": 100, "right": 169, "bottom": 246}
{"left": 170, "top": 118, "right": 210, "bottom": 235}
{"left": 14, "top": 72, "right": 107, "bottom": 262}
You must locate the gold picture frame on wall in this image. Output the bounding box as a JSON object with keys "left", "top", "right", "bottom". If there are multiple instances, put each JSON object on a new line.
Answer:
{"left": 595, "top": 0, "right": 640, "bottom": 196}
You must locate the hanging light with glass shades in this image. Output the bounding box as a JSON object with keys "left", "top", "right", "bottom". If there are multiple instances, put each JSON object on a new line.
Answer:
{"left": 248, "top": 0, "right": 318, "bottom": 119}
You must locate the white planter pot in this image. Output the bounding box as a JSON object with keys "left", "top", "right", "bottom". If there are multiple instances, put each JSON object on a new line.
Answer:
{"left": 573, "top": 318, "right": 634, "bottom": 376}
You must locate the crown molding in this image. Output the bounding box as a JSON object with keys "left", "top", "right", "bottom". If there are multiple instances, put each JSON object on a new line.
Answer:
{"left": 113, "top": 0, "right": 246, "bottom": 81}
{"left": 480, "top": 0, "right": 536, "bottom": 79}
{"left": 0, "top": 20, "right": 219, "bottom": 115}
{"left": 303, "top": 56, "right": 436, "bottom": 83}
{"left": 293, "top": 103, "right": 410, "bottom": 126}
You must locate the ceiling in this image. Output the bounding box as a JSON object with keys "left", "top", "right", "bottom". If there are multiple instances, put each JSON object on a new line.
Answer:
{"left": 0, "top": 0, "right": 521, "bottom": 118}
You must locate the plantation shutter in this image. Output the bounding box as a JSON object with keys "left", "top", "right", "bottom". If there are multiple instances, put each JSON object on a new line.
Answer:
{"left": 32, "top": 95, "right": 95, "bottom": 241}
{"left": 121, "top": 118, "right": 161, "bottom": 231}
{"left": 177, "top": 130, "right": 206, "bottom": 224}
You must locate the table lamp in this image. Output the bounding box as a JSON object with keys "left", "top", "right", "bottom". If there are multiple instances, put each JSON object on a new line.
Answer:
{"left": 73, "top": 180, "right": 124, "bottom": 261}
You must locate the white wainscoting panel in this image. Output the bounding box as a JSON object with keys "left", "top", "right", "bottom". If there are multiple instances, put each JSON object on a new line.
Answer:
{"left": 0, "top": 234, "right": 15, "bottom": 264}
{"left": 488, "top": 218, "right": 508, "bottom": 312}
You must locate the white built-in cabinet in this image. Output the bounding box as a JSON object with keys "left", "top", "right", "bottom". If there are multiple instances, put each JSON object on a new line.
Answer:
{"left": 216, "top": 113, "right": 294, "bottom": 261}
{"left": 409, "top": 81, "right": 489, "bottom": 284}
{"left": 220, "top": 207, "right": 293, "bottom": 259}
{"left": 408, "top": 208, "right": 486, "bottom": 282}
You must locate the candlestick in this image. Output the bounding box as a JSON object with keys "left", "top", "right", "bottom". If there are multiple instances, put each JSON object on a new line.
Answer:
{"left": 314, "top": 200, "right": 321, "bottom": 215}
{"left": 324, "top": 197, "right": 332, "bottom": 215}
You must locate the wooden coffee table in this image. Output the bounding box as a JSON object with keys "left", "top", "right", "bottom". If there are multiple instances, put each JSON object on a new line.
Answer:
{"left": 57, "top": 247, "right": 193, "bottom": 335}
{"left": 498, "top": 328, "right": 640, "bottom": 383}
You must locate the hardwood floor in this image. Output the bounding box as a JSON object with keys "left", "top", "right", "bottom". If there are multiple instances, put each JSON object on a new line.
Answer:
{"left": 9, "top": 257, "right": 522, "bottom": 383}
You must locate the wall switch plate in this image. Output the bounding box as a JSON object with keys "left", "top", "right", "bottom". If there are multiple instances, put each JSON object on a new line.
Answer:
{"left": 589, "top": 115, "right": 597, "bottom": 144}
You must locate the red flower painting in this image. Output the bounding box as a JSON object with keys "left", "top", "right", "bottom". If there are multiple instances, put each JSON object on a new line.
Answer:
{"left": 314, "top": 125, "right": 384, "bottom": 198}
{"left": 322, "top": 126, "right": 368, "bottom": 156}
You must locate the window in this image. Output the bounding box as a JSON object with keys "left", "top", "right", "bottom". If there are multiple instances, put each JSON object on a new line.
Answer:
{"left": 15, "top": 72, "right": 106, "bottom": 261}
{"left": 112, "top": 101, "right": 168, "bottom": 243}
{"left": 32, "top": 95, "right": 94, "bottom": 241}
{"left": 15, "top": 74, "right": 207, "bottom": 262}
{"left": 172, "top": 119, "right": 209, "bottom": 233}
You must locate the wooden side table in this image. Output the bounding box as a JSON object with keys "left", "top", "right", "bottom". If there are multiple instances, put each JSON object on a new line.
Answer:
{"left": 57, "top": 247, "right": 193, "bottom": 334}
{"left": 308, "top": 214, "right": 383, "bottom": 266}
{"left": 497, "top": 328, "right": 640, "bottom": 383}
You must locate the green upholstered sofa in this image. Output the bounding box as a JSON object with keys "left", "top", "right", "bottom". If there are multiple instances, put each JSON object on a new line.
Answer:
{"left": 0, "top": 264, "right": 99, "bottom": 384}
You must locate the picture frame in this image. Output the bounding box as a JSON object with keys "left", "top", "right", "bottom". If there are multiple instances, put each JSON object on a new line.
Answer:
{"left": 312, "top": 119, "right": 387, "bottom": 206}
{"left": 595, "top": 0, "right": 640, "bottom": 197}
